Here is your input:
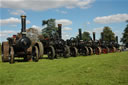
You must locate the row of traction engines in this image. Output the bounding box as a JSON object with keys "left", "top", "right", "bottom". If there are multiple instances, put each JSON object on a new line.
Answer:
{"left": 66, "top": 28, "right": 120, "bottom": 57}
{"left": 1, "top": 15, "right": 120, "bottom": 64}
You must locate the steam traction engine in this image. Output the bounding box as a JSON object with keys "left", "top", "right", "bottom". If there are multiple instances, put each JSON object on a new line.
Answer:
{"left": 100, "top": 32, "right": 109, "bottom": 54}
{"left": 114, "top": 36, "right": 120, "bottom": 51}
{"left": 75, "top": 29, "right": 89, "bottom": 56}
{"left": 40, "top": 23, "right": 70, "bottom": 59}
{"left": 100, "top": 32, "right": 119, "bottom": 53}
{"left": 90, "top": 32, "right": 102, "bottom": 55}
{"left": 66, "top": 29, "right": 89, "bottom": 56}
{"left": 1, "top": 15, "right": 43, "bottom": 64}
{"left": 66, "top": 37, "right": 78, "bottom": 57}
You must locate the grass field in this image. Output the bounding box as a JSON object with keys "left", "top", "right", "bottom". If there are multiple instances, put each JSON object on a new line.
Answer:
{"left": 0, "top": 52, "right": 128, "bottom": 85}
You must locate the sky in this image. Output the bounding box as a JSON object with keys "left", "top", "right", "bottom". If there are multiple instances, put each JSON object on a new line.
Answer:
{"left": 0, "top": 0, "right": 128, "bottom": 43}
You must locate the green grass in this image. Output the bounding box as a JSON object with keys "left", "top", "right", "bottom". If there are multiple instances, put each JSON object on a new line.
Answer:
{"left": 0, "top": 52, "right": 128, "bottom": 85}
{"left": 0, "top": 44, "right": 1, "bottom": 55}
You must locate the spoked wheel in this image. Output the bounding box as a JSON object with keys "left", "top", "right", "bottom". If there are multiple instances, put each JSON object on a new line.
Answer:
{"left": 113, "top": 47, "right": 116, "bottom": 52}
{"left": 99, "top": 47, "right": 102, "bottom": 54}
{"left": 102, "top": 47, "right": 109, "bottom": 54}
{"left": 82, "top": 46, "right": 89, "bottom": 56}
{"left": 2, "top": 42, "right": 10, "bottom": 62}
{"left": 48, "top": 46, "right": 55, "bottom": 59}
{"left": 32, "top": 46, "right": 39, "bottom": 62}
{"left": 95, "top": 47, "right": 101, "bottom": 55}
{"left": 88, "top": 47, "right": 93, "bottom": 55}
{"left": 70, "top": 47, "right": 78, "bottom": 57}
{"left": 102, "top": 48, "right": 108, "bottom": 54}
{"left": 9, "top": 46, "right": 15, "bottom": 64}
{"left": 111, "top": 47, "right": 116, "bottom": 53}
{"left": 106, "top": 47, "right": 110, "bottom": 53}
{"left": 63, "top": 45, "right": 70, "bottom": 58}
{"left": 37, "top": 42, "right": 44, "bottom": 58}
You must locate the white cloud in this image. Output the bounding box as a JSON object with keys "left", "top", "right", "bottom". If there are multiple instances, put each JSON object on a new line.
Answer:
{"left": 86, "top": 30, "right": 92, "bottom": 34}
{"left": 86, "top": 27, "right": 103, "bottom": 36}
{"left": 10, "top": 9, "right": 26, "bottom": 15}
{"left": 62, "top": 31, "right": 71, "bottom": 40}
{"left": 94, "top": 14, "right": 128, "bottom": 24}
{"left": 93, "top": 27, "right": 103, "bottom": 33}
{"left": 0, "top": 17, "right": 30, "bottom": 26}
{"left": 31, "top": 25, "right": 42, "bottom": 34}
{"left": 0, "top": 30, "right": 18, "bottom": 37}
{"left": 56, "top": 19, "right": 72, "bottom": 26}
{"left": 77, "top": 0, "right": 94, "bottom": 9}
{"left": 10, "top": 25, "right": 17, "bottom": 27}
{"left": 56, "top": 9, "right": 67, "bottom": 14}
{"left": 63, "top": 27, "right": 72, "bottom": 31}
{"left": 0, "top": 0, "right": 95, "bottom": 11}
{"left": 31, "top": 25, "right": 39, "bottom": 28}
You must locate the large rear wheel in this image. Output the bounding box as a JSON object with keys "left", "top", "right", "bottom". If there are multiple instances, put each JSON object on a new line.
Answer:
{"left": 1, "top": 42, "right": 10, "bottom": 62}
{"left": 37, "top": 42, "right": 44, "bottom": 58}
{"left": 70, "top": 47, "right": 78, "bottom": 57}
{"left": 102, "top": 48, "right": 107, "bottom": 54}
{"left": 32, "top": 46, "right": 39, "bottom": 62}
{"left": 113, "top": 47, "right": 116, "bottom": 52}
{"left": 95, "top": 47, "right": 101, "bottom": 55}
{"left": 106, "top": 47, "right": 110, "bottom": 53}
{"left": 48, "top": 46, "right": 55, "bottom": 59}
{"left": 82, "top": 46, "right": 89, "bottom": 56}
{"left": 63, "top": 45, "right": 70, "bottom": 58}
{"left": 102, "top": 47, "right": 109, "bottom": 54}
{"left": 88, "top": 47, "right": 93, "bottom": 55}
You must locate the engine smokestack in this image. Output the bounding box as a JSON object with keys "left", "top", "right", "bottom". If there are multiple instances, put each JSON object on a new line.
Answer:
{"left": 58, "top": 24, "right": 62, "bottom": 39}
{"left": 21, "top": 15, "right": 26, "bottom": 36}
{"left": 79, "top": 29, "right": 82, "bottom": 40}
{"left": 93, "top": 32, "right": 96, "bottom": 41}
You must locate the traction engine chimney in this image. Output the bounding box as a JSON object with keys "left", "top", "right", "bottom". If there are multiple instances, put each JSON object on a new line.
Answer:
{"left": 79, "top": 29, "right": 82, "bottom": 40}
{"left": 93, "top": 32, "right": 96, "bottom": 41}
{"left": 21, "top": 15, "right": 26, "bottom": 37}
{"left": 58, "top": 24, "right": 62, "bottom": 39}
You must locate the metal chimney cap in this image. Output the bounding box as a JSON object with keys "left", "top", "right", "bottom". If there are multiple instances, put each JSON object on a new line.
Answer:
{"left": 21, "top": 15, "right": 26, "bottom": 18}
{"left": 58, "top": 24, "right": 62, "bottom": 26}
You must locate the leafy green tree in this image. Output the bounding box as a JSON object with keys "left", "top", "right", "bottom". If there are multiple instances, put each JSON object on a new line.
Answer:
{"left": 76, "top": 31, "right": 91, "bottom": 41}
{"left": 121, "top": 24, "right": 128, "bottom": 47}
{"left": 82, "top": 31, "right": 91, "bottom": 41}
{"left": 42, "top": 19, "right": 58, "bottom": 39}
{"left": 102, "top": 26, "right": 115, "bottom": 42}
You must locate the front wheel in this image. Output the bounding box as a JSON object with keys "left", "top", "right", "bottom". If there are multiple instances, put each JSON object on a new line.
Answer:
{"left": 9, "top": 46, "right": 15, "bottom": 64}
